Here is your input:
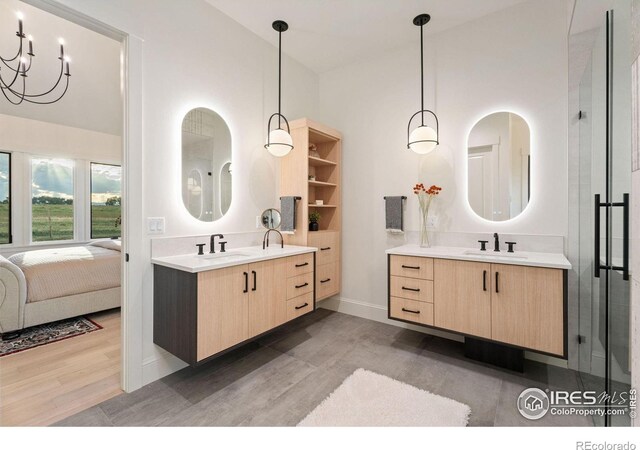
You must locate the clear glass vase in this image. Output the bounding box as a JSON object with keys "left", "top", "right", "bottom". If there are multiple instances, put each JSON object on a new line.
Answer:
{"left": 419, "top": 207, "right": 430, "bottom": 248}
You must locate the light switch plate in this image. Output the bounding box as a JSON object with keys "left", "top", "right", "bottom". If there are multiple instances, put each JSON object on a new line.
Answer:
{"left": 147, "top": 217, "right": 165, "bottom": 234}
{"left": 426, "top": 215, "right": 438, "bottom": 229}
{"left": 256, "top": 215, "right": 262, "bottom": 229}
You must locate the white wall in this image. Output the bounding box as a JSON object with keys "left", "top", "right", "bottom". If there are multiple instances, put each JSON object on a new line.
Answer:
{"left": 49, "top": 0, "right": 320, "bottom": 384}
{"left": 0, "top": 113, "right": 120, "bottom": 161}
{"left": 317, "top": 0, "right": 568, "bottom": 320}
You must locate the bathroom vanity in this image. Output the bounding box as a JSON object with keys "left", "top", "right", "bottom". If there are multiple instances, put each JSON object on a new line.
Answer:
{"left": 152, "top": 245, "right": 316, "bottom": 365}
{"left": 387, "top": 245, "right": 570, "bottom": 362}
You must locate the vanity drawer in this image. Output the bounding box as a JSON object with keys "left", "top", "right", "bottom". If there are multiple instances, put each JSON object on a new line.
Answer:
{"left": 286, "top": 292, "right": 314, "bottom": 321}
{"left": 287, "top": 272, "right": 314, "bottom": 299}
{"left": 286, "top": 253, "right": 314, "bottom": 278}
{"left": 308, "top": 232, "right": 339, "bottom": 266}
{"left": 390, "top": 255, "right": 433, "bottom": 280}
{"left": 317, "top": 262, "right": 338, "bottom": 299}
{"left": 390, "top": 276, "right": 433, "bottom": 303}
{"left": 390, "top": 297, "right": 434, "bottom": 326}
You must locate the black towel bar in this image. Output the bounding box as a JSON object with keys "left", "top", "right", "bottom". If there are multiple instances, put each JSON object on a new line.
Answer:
{"left": 280, "top": 196, "right": 302, "bottom": 200}
{"left": 383, "top": 196, "right": 407, "bottom": 200}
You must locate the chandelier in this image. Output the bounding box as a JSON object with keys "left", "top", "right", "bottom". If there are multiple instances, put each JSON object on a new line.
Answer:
{"left": 0, "top": 12, "right": 71, "bottom": 105}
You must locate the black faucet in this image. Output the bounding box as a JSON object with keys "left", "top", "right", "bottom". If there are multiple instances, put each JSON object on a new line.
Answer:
{"left": 493, "top": 233, "right": 500, "bottom": 252}
{"left": 262, "top": 229, "right": 284, "bottom": 250}
{"left": 210, "top": 234, "right": 224, "bottom": 253}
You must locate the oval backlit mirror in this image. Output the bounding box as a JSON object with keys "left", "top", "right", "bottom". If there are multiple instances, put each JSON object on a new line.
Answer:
{"left": 467, "top": 112, "right": 531, "bottom": 221}
{"left": 181, "top": 107, "right": 232, "bottom": 221}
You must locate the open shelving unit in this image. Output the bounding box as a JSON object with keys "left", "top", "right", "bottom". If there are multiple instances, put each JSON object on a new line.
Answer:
{"left": 280, "top": 118, "right": 342, "bottom": 301}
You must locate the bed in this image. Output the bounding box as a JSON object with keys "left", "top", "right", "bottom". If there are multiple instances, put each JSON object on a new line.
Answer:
{"left": 0, "top": 240, "right": 122, "bottom": 339}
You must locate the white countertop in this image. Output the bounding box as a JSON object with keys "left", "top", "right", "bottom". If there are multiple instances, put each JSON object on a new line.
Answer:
{"left": 386, "top": 244, "right": 571, "bottom": 270}
{"left": 152, "top": 245, "right": 317, "bottom": 273}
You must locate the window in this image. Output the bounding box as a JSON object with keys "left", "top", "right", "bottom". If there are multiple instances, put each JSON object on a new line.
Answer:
{"left": 0, "top": 153, "right": 10, "bottom": 244}
{"left": 31, "top": 158, "right": 74, "bottom": 242}
{"left": 91, "top": 163, "right": 121, "bottom": 239}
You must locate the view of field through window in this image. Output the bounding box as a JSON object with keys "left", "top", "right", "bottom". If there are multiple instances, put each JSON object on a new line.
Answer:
{"left": 91, "top": 163, "right": 121, "bottom": 238}
{"left": 0, "top": 153, "right": 10, "bottom": 244}
{"left": 32, "top": 158, "right": 75, "bottom": 242}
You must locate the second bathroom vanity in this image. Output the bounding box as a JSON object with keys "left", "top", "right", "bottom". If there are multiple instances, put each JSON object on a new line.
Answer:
{"left": 152, "top": 245, "right": 316, "bottom": 365}
{"left": 387, "top": 245, "right": 570, "bottom": 362}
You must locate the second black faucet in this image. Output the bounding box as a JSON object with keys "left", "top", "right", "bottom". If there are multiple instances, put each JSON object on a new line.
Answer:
{"left": 210, "top": 234, "right": 226, "bottom": 253}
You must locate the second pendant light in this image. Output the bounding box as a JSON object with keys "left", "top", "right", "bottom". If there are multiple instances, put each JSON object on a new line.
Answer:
{"left": 265, "top": 20, "right": 293, "bottom": 157}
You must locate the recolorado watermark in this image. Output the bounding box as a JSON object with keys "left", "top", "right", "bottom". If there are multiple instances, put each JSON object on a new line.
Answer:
{"left": 517, "top": 387, "right": 637, "bottom": 420}
{"left": 576, "top": 443, "right": 636, "bottom": 450}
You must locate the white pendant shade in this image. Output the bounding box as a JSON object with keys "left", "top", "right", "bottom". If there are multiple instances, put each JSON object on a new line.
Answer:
{"left": 408, "top": 125, "right": 438, "bottom": 154}
{"left": 265, "top": 128, "right": 293, "bottom": 157}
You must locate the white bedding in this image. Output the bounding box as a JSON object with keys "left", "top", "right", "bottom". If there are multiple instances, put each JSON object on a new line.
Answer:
{"left": 8, "top": 242, "right": 121, "bottom": 303}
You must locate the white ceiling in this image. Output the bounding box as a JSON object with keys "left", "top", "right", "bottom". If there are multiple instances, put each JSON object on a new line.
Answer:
{"left": 0, "top": 0, "right": 121, "bottom": 136}
{"left": 206, "top": 0, "right": 530, "bottom": 73}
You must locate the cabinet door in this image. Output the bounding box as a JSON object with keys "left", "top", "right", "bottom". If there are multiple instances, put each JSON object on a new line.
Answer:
{"left": 433, "top": 259, "right": 492, "bottom": 338}
{"left": 248, "top": 258, "right": 288, "bottom": 337}
{"left": 491, "top": 265, "right": 564, "bottom": 355}
{"left": 197, "top": 265, "right": 249, "bottom": 361}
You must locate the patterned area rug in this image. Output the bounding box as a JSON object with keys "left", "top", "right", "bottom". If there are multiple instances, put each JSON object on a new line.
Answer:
{"left": 0, "top": 316, "right": 102, "bottom": 357}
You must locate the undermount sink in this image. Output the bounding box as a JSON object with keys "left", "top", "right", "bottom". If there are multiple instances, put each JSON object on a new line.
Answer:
{"left": 199, "top": 252, "right": 252, "bottom": 261}
{"left": 463, "top": 250, "right": 528, "bottom": 261}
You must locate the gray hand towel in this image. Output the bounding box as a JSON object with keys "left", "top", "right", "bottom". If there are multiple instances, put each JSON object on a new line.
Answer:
{"left": 280, "top": 196, "right": 297, "bottom": 232}
{"left": 385, "top": 196, "right": 405, "bottom": 232}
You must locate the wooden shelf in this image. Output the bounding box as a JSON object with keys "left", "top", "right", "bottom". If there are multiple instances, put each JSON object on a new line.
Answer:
{"left": 280, "top": 118, "right": 341, "bottom": 301}
{"left": 308, "top": 156, "right": 337, "bottom": 167}
{"left": 308, "top": 180, "right": 337, "bottom": 188}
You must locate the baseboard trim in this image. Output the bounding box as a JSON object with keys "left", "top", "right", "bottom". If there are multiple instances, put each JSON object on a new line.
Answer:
{"left": 142, "top": 351, "right": 188, "bottom": 386}
{"left": 320, "top": 296, "right": 568, "bottom": 369}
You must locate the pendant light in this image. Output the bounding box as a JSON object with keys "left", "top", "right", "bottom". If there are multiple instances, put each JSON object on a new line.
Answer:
{"left": 407, "top": 14, "right": 439, "bottom": 155}
{"left": 265, "top": 20, "right": 293, "bottom": 157}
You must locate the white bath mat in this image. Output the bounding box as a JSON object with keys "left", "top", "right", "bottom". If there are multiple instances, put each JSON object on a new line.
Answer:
{"left": 298, "top": 368, "right": 471, "bottom": 427}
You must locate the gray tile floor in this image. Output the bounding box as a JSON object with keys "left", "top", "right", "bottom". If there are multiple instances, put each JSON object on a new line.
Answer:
{"left": 56, "top": 309, "right": 593, "bottom": 427}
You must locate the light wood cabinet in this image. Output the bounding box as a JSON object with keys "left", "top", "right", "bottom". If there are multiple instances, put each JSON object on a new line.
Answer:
{"left": 387, "top": 254, "right": 567, "bottom": 358}
{"left": 197, "top": 265, "right": 249, "bottom": 361}
{"left": 248, "top": 258, "right": 288, "bottom": 337}
{"left": 280, "top": 118, "right": 342, "bottom": 301}
{"left": 153, "top": 253, "right": 316, "bottom": 366}
{"left": 490, "top": 264, "right": 564, "bottom": 356}
{"left": 433, "top": 259, "right": 492, "bottom": 339}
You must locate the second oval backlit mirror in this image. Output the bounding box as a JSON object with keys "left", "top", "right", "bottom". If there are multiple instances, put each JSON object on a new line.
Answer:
{"left": 181, "top": 107, "right": 232, "bottom": 222}
{"left": 467, "top": 112, "right": 531, "bottom": 222}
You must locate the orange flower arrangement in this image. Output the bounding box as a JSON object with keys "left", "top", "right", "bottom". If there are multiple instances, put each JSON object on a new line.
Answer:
{"left": 413, "top": 183, "right": 442, "bottom": 247}
{"left": 413, "top": 183, "right": 442, "bottom": 197}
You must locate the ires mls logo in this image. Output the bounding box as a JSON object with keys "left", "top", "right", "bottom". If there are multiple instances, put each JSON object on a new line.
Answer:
{"left": 517, "top": 388, "right": 550, "bottom": 420}
{"left": 517, "top": 387, "right": 637, "bottom": 420}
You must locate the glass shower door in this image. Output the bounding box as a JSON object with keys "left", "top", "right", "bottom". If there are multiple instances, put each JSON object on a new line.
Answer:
{"left": 577, "top": 5, "right": 632, "bottom": 427}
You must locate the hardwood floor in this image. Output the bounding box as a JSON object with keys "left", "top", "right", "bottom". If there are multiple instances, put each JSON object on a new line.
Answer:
{"left": 0, "top": 309, "right": 122, "bottom": 426}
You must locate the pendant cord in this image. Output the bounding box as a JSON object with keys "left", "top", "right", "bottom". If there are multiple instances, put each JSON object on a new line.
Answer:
{"left": 420, "top": 23, "right": 424, "bottom": 126}
{"left": 278, "top": 29, "right": 282, "bottom": 129}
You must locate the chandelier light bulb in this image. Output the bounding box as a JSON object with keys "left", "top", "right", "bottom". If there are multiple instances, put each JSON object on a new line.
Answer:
{"left": 16, "top": 12, "right": 24, "bottom": 21}
{"left": 58, "top": 37, "right": 65, "bottom": 45}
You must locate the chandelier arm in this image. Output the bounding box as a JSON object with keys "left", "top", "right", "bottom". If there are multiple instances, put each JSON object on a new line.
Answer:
{"left": 0, "top": 68, "right": 23, "bottom": 95}
{"left": 20, "top": 75, "right": 69, "bottom": 105}
{"left": 5, "top": 59, "right": 64, "bottom": 99}
{"left": 0, "top": 75, "right": 26, "bottom": 105}
{"left": 0, "top": 35, "right": 24, "bottom": 65}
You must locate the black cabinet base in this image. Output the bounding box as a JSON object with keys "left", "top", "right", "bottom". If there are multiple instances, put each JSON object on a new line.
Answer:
{"left": 464, "top": 337, "right": 524, "bottom": 372}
